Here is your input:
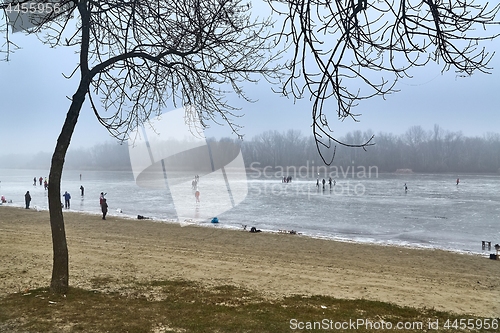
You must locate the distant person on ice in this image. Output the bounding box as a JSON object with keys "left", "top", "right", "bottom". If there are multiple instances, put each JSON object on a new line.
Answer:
{"left": 25, "top": 191, "right": 31, "bottom": 209}
{"left": 80, "top": 185, "right": 84, "bottom": 196}
{"left": 63, "top": 191, "right": 71, "bottom": 209}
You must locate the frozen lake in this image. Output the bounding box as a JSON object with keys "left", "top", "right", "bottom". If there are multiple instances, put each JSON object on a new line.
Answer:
{"left": 1, "top": 168, "right": 499, "bottom": 254}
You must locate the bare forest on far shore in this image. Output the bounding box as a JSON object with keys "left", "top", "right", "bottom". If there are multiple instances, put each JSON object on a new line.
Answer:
{"left": 1, "top": 125, "right": 500, "bottom": 174}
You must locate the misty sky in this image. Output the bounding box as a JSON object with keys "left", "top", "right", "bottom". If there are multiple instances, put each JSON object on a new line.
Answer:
{"left": 1, "top": 7, "right": 500, "bottom": 156}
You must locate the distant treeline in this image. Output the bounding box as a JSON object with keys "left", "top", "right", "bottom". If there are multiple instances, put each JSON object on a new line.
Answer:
{"left": 2, "top": 125, "right": 500, "bottom": 173}
{"left": 243, "top": 126, "right": 500, "bottom": 173}
{"left": 0, "top": 143, "right": 132, "bottom": 171}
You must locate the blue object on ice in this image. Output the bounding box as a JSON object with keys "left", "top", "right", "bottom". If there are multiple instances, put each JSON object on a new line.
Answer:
{"left": 211, "top": 217, "right": 219, "bottom": 223}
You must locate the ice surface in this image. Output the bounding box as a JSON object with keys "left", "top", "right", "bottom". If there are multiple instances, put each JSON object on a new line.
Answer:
{"left": 1, "top": 169, "right": 498, "bottom": 253}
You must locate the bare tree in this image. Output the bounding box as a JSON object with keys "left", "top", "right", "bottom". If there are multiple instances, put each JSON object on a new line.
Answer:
{"left": 405, "top": 125, "right": 428, "bottom": 147}
{"left": 1, "top": 0, "right": 281, "bottom": 293}
{"left": 266, "top": 0, "right": 500, "bottom": 163}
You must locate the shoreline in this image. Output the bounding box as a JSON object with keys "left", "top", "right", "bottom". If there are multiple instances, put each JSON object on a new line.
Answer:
{"left": 1, "top": 206, "right": 500, "bottom": 317}
{"left": 0, "top": 202, "right": 489, "bottom": 256}
{"left": 1, "top": 170, "right": 498, "bottom": 259}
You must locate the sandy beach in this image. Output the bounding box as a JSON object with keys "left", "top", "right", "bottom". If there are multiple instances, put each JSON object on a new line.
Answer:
{"left": 0, "top": 206, "right": 499, "bottom": 317}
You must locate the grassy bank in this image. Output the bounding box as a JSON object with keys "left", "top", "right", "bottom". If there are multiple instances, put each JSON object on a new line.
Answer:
{"left": 1, "top": 278, "right": 498, "bottom": 333}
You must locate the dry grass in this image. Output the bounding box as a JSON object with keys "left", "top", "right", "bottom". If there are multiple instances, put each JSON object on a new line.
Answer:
{"left": 1, "top": 278, "right": 497, "bottom": 333}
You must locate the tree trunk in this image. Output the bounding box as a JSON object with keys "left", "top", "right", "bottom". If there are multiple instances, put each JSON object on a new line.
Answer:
{"left": 48, "top": 0, "right": 91, "bottom": 295}
{"left": 48, "top": 81, "right": 88, "bottom": 294}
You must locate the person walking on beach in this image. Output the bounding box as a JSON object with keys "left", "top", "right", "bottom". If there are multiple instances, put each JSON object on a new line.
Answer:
{"left": 33, "top": 177, "right": 36, "bottom": 186}
{"left": 63, "top": 191, "right": 71, "bottom": 209}
{"left": 25, "top": 191, "right": 31, "bottom": 209}
{"left": 195, "top": 190, "right": 200, "bottom": 203}
{"left": 101, "top": 198, "right": 108, "bottom": 220}
{"left": 39, "top": 177, "right": 43, "bottom": 186}
{"left": 80, "top": 185, "right": 84, "bottom": 196}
